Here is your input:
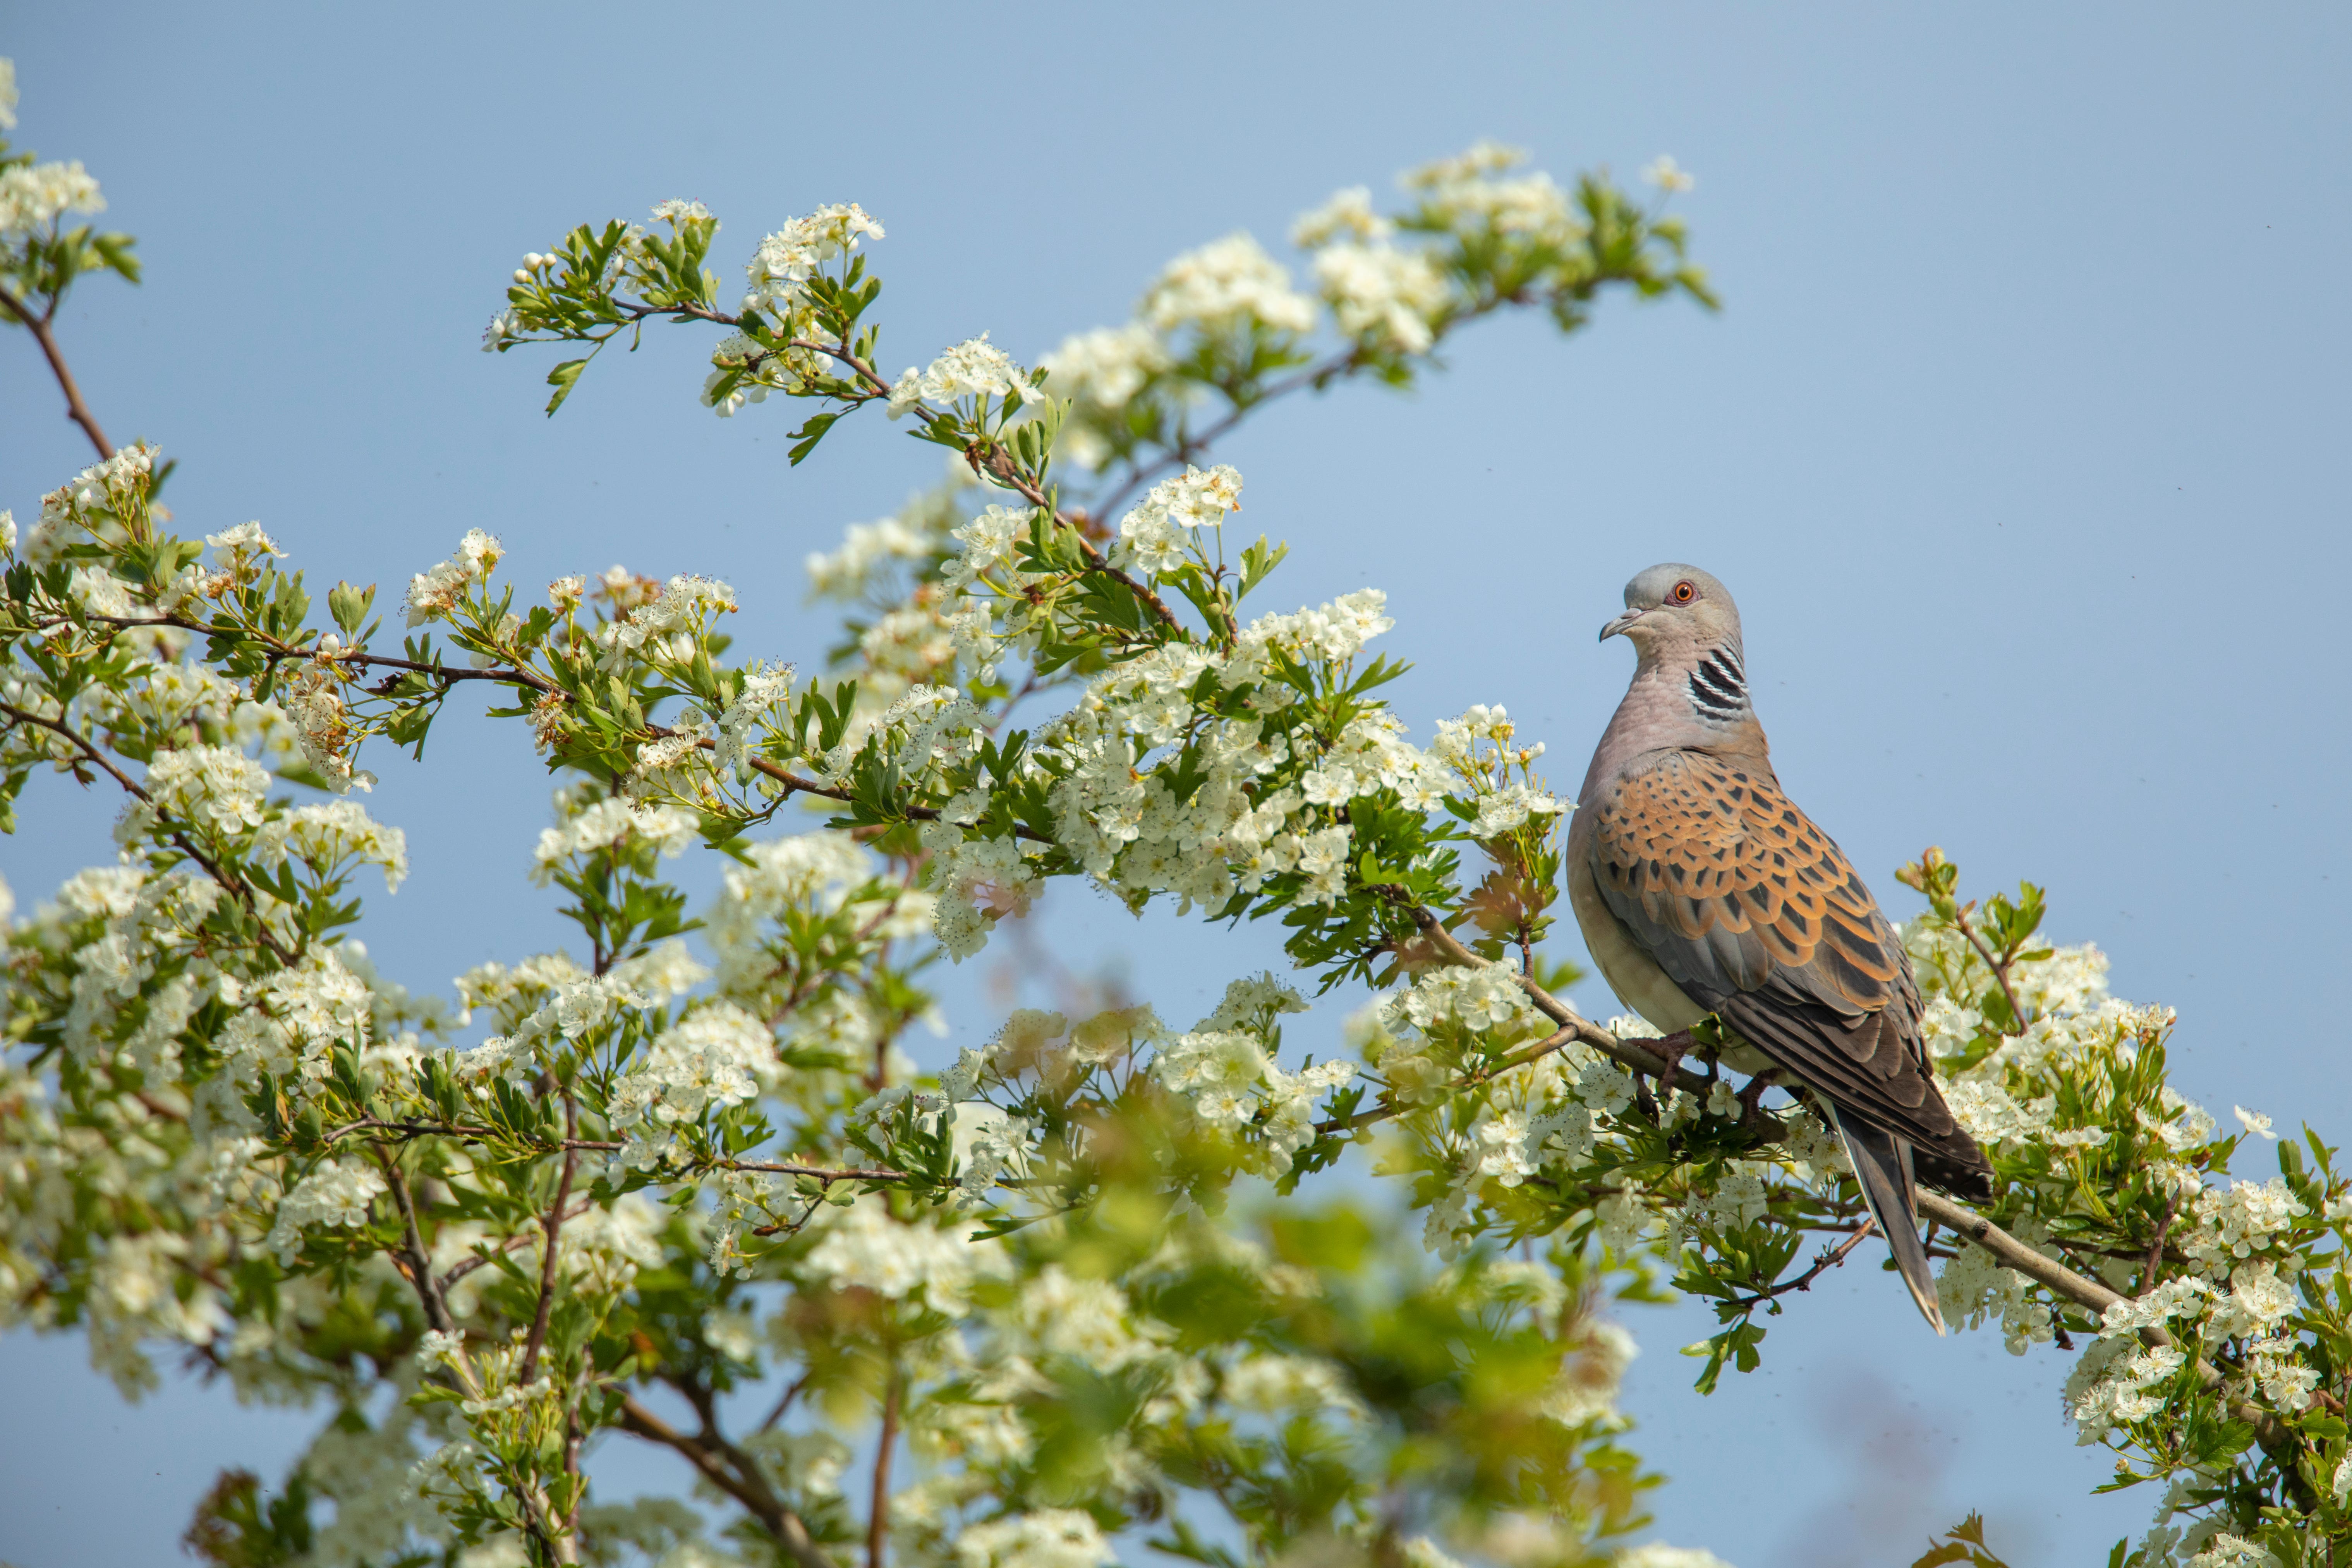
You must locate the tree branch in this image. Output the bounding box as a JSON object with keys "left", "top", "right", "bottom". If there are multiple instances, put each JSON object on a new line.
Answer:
{"left": 1395, "top": 899, "right": 1777, "bottom": 1129}
{"left": 1315, "top": 1024, "right": 1583, "bottom": 1135}
{"left": 0, "top": 699, "right": 296, "bottom": 963}
{"left": 617, "top": 1396, "right": 837, "bottom": 1568}
{"left": 518, "top": 1095, "right": 580, "bottom": 1388}
{"left": 52, "top": 611, "right": 558, "bottom": 696}
{"left": 965, "top": 447, "right": 1189, "bottom": 638}
{"left": 735, "top": 749, "right": 1052, "bottom": 845}
{"left": 372, "top": 1149, "right": 454, "bottom": 1334}
{"left": 1915, "top": 1191, "right": 2291, "bottom": 1443}
{"left": 1720, "top": 1219, "right": 1877, "bottom": 1311}
{"left": 0, "top": 280, "right": 112, "bottom": 458}
{"left": 867, "top": 1369, "right": 901, "bottom": 1568}
{"left": 438, "top": 1195, "right": 594, "bottom": 1293}
{"left": 1949, "top": 902, "right": 2026, "bottom": 1028}
{"left": 1393, "top": 891, "right": 2306, "bottom": 1439}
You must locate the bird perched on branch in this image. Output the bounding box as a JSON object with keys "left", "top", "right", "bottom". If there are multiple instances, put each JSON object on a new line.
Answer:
{"left": 1566, "top": 563, "right": 1993, "bottom": 1332}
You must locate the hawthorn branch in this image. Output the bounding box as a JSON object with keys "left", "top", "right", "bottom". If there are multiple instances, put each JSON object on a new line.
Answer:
{"left": 1091, "top": 346, "right": 1372, "bottom": 523}
{"left": 517, "top": 1095, "right": 580, "bottom": 1388}
{"left": 1394, "top": 899, "right": 1770, "bottom": 1127}
{"left": 964, "top": 446, "right": 1188, "bottom": 637}
{"left": 867, "top": 1369, "right": 901, "bottom": 1568}
{"left": 0, "top": 280, "right": 112, "bottom": 458}
{"left": 1914, "top": 1191, "right": 2294, "bottom": 1444}
{"left": 1315, "top": 1024, "right": 1584, "bottom": 1136}
{"left": 373, "top": 1150, "right": 454, "bottom": 1334}
{"left": 56, "top": 611, "right": 559, "bottom": 696}
{"left": 438, "top": 1196, "right": 594, "bottom": 1292}
{"left": 618, "top": 1396, "right": 836, "bottom": 1568}
{"left": 1390, "top": 894, "right": 2310, "bottom": 1439}
{"left": 0, "top": 699, "right": 295, "bottom": 963}
{"left": 732, "top": 747, "right": 1053, "bottom": 845}
{"left": 1949, "top": 902, "right": 2026, "bottom": 1028}
{"left": 1720, "top": 1219, "right": 1878, "bottom": 1311}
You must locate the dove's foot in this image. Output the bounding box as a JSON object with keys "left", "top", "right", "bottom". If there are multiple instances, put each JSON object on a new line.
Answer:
{"left": 1737, "top": 1069, "right": 1784, "bottom": 1125}
{"left": 1633, "top": 1030, "right": 1695, "bottom": 1123}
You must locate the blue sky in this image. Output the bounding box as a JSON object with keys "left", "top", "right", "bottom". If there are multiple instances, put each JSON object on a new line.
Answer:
{"left": 2, "top": 5, "right": 2348, "bottom": 1565}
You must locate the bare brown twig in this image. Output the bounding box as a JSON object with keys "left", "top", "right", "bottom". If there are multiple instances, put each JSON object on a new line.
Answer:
{"left": 0, "top": 280, "right": 112, "bottom": 458}
{"left": 868, "top": 1369, "right": 901, "bottom": 1568}
{"left": 965, "top": 447, "right": 1189, "bottom": 637}
{"left": 1720, "top": 1219, "right": 1878, "bottom": 1311}
{"left": 1950, "top": 902, "right": 2027, "bottom": 1027}
{"left": 518, "top": 1095, "right": 580, "bottom": 1388}
{"left": 373, "top": 1151, "right": 455, "bottom": 1334}
{"left": 727, "top": 747, "right": 1054, "bottom": 844}
{"left": 0, "top": 699, "right": 296, "bottom": 963}
{"left": 618, "top": 1395, "right": 836, "bottom": 1568}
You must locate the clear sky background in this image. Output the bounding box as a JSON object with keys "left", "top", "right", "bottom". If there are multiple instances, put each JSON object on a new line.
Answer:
{"left": 2, "top": 5, "right": 2348, "bottom": 1565}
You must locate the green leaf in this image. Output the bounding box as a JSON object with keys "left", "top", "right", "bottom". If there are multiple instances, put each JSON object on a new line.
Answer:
{"left": 544, "top": 357, "right": 591, "bottom": 416}
{"left": 326, "top": 580, "right": 377, "bottom": 637}
{"left": 787, "top": 411, "right": 840, "bottom": 466}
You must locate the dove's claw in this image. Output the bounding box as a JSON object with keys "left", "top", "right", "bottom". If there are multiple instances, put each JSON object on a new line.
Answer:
{"left": 1737, "top": 1069, "right": 1783, "bottom": 1125}
{"left": 1646, "top": 1029, "right": 1693, "bottom": 1123}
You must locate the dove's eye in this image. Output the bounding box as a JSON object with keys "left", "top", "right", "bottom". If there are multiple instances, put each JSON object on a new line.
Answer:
{"left": 1671, "top": 580, "right": 1696, "bottom": 603}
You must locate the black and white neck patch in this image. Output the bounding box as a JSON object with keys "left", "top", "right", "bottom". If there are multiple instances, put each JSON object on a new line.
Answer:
{"left": 1686, "top": 646, "right": 1749, "bottom": 723}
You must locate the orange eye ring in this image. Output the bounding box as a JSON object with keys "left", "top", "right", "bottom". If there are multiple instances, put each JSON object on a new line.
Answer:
{"left": 1671, "top": 580, "right": 1696, "bottom": 603}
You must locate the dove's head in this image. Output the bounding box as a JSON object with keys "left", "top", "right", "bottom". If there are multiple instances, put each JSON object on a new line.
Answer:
{"left": 1598, "top": 563, "right": 1744, "bottom": 661}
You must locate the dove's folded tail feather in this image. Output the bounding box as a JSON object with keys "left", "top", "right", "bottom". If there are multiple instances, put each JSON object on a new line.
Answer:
{"left": 1828, "top": 1106, "right": 1947, "bottom": 1336}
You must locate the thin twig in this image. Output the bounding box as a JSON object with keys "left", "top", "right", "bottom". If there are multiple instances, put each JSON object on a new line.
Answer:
{"left": 0, "top": 699, "right": 295, "bottom": 963}
{"left": 1391, "top": 898, "right": 1779, "bottom": 1133}
{"left": 0, "top": 280, "right": 112, "bottom": 458}
{"left": 723, "top": 1157, "right": 908, "bottom": 1182}
{"left": 1314, "top": 1024, "right": 1581, "bottom": 1135}
{"left": 438, "top": 1196, "right": 595, "bottom": 1292}
{"left": 867, "top": 1369, "right": 901, "bottom": 1568}
{"left": 966, "top": 448, "right": 1188, "bottom": 637}
{"left": 1950, "top": 902, "right": 2026, "bottom": 1027}
{"left": 617, "top": 1396, "right": 836, "bottom": 1568}
{"left": 373, "top": 1151, "right": 455, "bottom": 1334}
{"left": 2140, "top": 1187, "right": 2180, "bottom": 1295}
{"left": 756, "top": 1369, "right": 815, "bottom": 1434}
{"left": 1090, "top": 348, "right": 1367, "bottom": 524}
{"left": 58, "top": 611, "right": 558, "bottom": 695}
{"left": 728, "top": 748, "right": 1053, "bottom": 844}
{"left": 1720, "top": 1219, "right": 1877, "bottom": 1311}
{"left": 518, "top": 1096, "right": 580, "bottom": 1387}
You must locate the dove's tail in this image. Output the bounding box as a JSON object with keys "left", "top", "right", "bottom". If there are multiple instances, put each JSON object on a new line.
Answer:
{"left": 1826, "top": 1105, "right": 1947, "bottom": 1335}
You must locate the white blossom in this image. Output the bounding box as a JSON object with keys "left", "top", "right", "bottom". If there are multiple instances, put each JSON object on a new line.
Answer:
{"left": 0, "top": 158, "right": 103, "bottom": 237}
{"left": 888, "top": 333, "right": 1041, "bottom": 420}
{"left": 607, "top": 1003, "right": 775, "bottom": 1128}
{"left": 743, "top": 202, "right": 882, "bottom": 315}
{"left": 1139, "top": 233, "right": 1316, "bottom": 338}
{"left": 1640, "top": 155, "right": 1696, "bottom": 193}
{"left": 531, "top": 796, "right": 697, "bottom": 883}
{"left": 403, "top": 529, "right": 503, "bottom": 625}
{"left": 1313, "top": 242, "right": 1450, "bottom": 354}
{"left": 266, "top": 1161, "right": 388, "bottom": 1264}
{"left": 251, "top": 801, "right": 408, "bottom": 891}
{"left": 803, "top": 1198, "right": 1004, "bottom": 1312}
{"left": 1040, "top": 323, "right": 1169, "bottom": 412}
{"left": 1292, "top": 186, "right": 1391, "bottom": 247}
{"left": 954, "top": 1510, "right": 1115, "bottom": 1568}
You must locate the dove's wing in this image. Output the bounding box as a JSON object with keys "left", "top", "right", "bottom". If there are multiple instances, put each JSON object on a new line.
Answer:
{"left": 1583, "top": 748, "right": 1988, "bottom": 1194}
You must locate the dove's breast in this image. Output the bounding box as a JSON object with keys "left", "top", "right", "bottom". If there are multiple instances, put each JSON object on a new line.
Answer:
{"left": 1565, "top": 845, "right": 1710, "bottom": 1032}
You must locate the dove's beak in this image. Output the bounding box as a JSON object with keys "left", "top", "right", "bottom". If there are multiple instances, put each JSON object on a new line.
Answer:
{"left": 1598, "top": 609, "right": 1644, "bottom": 643}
